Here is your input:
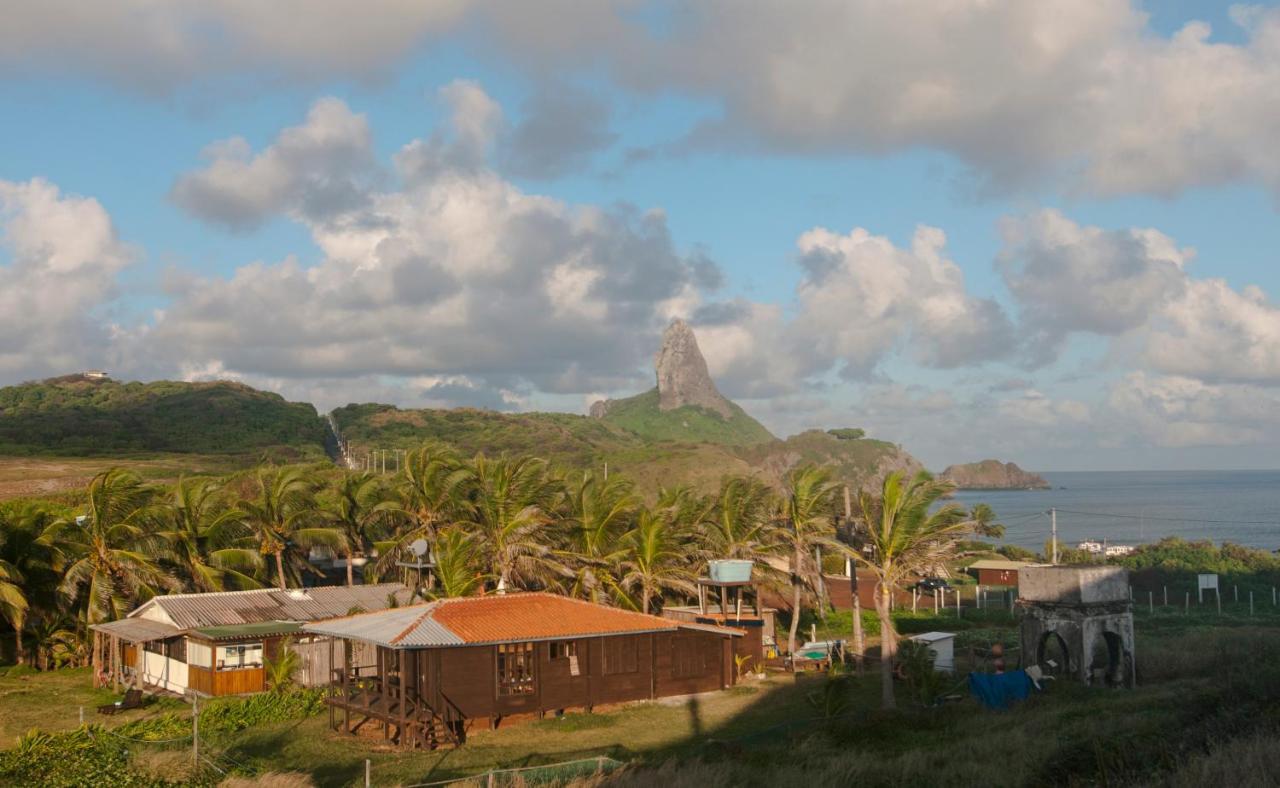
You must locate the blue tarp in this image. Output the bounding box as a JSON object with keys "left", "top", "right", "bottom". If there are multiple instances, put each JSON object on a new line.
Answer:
{"left": 968, "top": 671, "right": 1035, "bottom": 709}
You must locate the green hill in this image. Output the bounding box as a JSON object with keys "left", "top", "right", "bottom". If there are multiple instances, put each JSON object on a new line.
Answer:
{"left": 594, "top": 388, "right": 775, "bottom": 447}
{"left": 332, "top": 402, "right": 912, "bottom": 497}
{"left": 0, "top": 375, "right": 326, "bottom": 457}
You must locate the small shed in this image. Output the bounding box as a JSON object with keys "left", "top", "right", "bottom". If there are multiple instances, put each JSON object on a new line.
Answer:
{"left": 967, "top": 559, "right": 1035, "bottom": 587}
{"left": 909, "top": 631, "right": 955, "bottom": 672}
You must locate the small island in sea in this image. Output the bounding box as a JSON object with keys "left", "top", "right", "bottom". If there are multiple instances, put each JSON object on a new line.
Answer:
{"left": 940, "top": 459, "right": 1051, "bottom": 490}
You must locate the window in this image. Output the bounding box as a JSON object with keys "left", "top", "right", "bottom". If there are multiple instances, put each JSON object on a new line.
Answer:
{"left": 187, "top": 641, "right": 212, "bottom": 668}
{"left": 167, "top": 637, "right": 186, "bottom": 664}
{"left": 144, "top": 639, "right": 165, "bottom": 655}
{"left": 215, "top": 643, "right": 264, "bottom": 670}
{"left": 672, "top": 635, "right": 707, "bottom": 679}
{"left": 602, "top": 637, "right": 639, "bottom": 675}
{"left": 549, "top": 641, "right": 576, "bottom": 660}
{"left": 497, "top": 643, "right": 536, "bottom": 696}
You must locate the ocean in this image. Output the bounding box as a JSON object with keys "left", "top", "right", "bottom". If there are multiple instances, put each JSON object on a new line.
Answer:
{"left": 952, "top": 470, "right": 1280, "bottom": 552}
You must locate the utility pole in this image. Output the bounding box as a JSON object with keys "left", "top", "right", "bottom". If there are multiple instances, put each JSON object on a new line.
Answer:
{"left": 1050, "top": 508, "right": 1059, "bottom": 565}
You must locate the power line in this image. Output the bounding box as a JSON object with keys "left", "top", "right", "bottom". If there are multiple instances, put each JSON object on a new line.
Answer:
{"left": 1051, "top": 508, "right": 1280, "bottom": 526}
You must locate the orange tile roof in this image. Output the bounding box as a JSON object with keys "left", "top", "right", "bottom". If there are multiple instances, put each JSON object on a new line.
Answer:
{"left": 430, "top": 593, "right": 679, "bottom": 644}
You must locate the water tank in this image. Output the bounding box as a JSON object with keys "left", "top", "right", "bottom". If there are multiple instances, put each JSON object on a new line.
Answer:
{"left": 708, "top": 559, "right": 753, "bottom": 583}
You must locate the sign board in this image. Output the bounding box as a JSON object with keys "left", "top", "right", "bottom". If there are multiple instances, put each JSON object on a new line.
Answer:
{"left": 1198, "top": 573, "right": 1219, "bottom": 602}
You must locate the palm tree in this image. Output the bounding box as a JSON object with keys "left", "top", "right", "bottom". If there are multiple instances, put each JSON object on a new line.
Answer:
{"left": 457, "top": 455, "right": 564, "bottom": 591}
{"left": 704, "top": 476, "right": 775, "bottom": 560}
{"left": 54, "top": 469, "right": 175, "bottom": 624}
{"left": 0, "top": 503, "right": 61, "bottom": 665}
{"left": 238, "top": 466, "right": 336, "bottom": 590}
{"left": 970, "top": 503, "right": 1006, "bottom": 539}
{"left": 855, "top": 470, "right": 972, "bottom": 710}
{"left": 429, "top": 526, "right": 489, "bottom": 599}
{"left": 618, "top": 509, "right": 697, "bottom": 614}
{"left": 374, "top": 443, "right": 467, "bottom": 580}
{"left": 773, "top": 466, "right": 839, "bottom": 667}
{"left": 560, "top": 471, "right": 637, "bottom": 603}
{"left": 323, "top": 473, "right": 395, "bottom": 586}
{"left": 155, "top": 477, "right": 261, "bottom": 592}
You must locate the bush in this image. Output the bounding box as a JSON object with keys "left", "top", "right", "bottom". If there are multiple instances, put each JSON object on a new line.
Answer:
{"left": 199, "top": 688, "right": 326, "bottom": 733}
{"left": 0, "top": 727, "right": 191, "bottom": 787}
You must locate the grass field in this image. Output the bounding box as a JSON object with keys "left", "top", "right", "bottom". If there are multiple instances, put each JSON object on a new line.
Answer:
{"left": 6, "top": 607, "right": 1279, "bottom": 787}
{"left": 0, "top": 667, "right": 188, "bottom": 744}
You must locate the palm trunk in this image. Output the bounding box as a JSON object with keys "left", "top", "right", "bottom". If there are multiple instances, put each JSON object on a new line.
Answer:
{"left": 851, "top": 570, "right": 865, "bottom": 674}
{"left": 346, "top": 551, "right": 355, "bottom": 587}
{"left": 275, "top": 550, "right": 287, "bottom": 591}
{"left": 13, "top": 626, "right": 22, "bottom": 666}
{"left": 787, "top": 539, "right": 803, "bottom": 671}
{"left": 877, "top": 581, "right": 897, "bottom": 710}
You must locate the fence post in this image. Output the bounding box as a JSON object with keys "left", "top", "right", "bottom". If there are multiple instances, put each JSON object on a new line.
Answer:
{"left": 596, "top": 755, "right": 606, "bottom": 774}
{"left": 1250, "top": 592, "right": 1254, "bottom": 617}
{"left": 365, "top": 759, "right": 371, "bottom": 788}
{"left": 487, "top": 770, "right": 496, "bottom": 788}
{"left": 1185, "top": 592, "right": 1189, "bottom": 615}
{"left": 1163, "top": 586, "right": 1167, "bottom": 607}
{"left": 956, "top": 589, "right": 961, "bottom": 618}
{"left": 79, "top": 707, "right": 84, "bottom": 725}
{"left": 1217, "top": 589, "right": 1222, "bottom": 616}
{"left": 1148, "top": 591, "right": 1153, "bottom": 616}
{"left": 1235, "top": 585, "right": 1239, "bottom": 603}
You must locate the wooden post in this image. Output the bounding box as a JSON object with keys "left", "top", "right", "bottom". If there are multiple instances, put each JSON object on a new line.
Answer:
{"left": 1185, "top": 591, "right": 1189, "bottom": 615}
{"left": 328, "top": 637, "right": 335, "bottom": 732}
{"left": 956, "top": 589, "right": 961, "bottom": 617}
{"left": 399, "top": 649, "right": 409, "bottom": 749}
{"left": 1250, "top": 591, "right": 1254, "bottom": 616}
{"left": 912, "top": 589, "right": 918, "bottom": 614}
{"left": 1163, "top": 586, "right": 1168, "bottom": 606}
{"left": 365, "top": 759, "right": 372, "bottom": 788}
{"left": 1217, "top": 589, "right": 1222, "bottom": 616}
{"left": 1235, "top": 585, "right": 1239, "bottom": 603}
{"left": 1148, "top": 591, "right": 1153, "bottom": 616}
{"left": 933, "top": 591, "right": 938, "bottom": 615}
{"left": 343, "top": 640, "right": 351, "bottom": 735}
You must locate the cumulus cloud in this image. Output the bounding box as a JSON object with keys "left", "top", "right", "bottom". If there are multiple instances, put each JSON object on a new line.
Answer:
{"left": 1106, "top": 372, "right": 1280, "bottom": 448}
{"left": 997, "top": 210, "right": 1280, "bottom": 384}
{"left": 503, "top": 85, "right": 618, "bottom": 179}
{"left": 0, "top": 0, "right": 472, "bottom": 93}
{"left": 152, "top": 90, "right": 707, "bottom": 405}
{"left": 998, "top": 209, "right": 1192, "bottom": 360}
{"left": 484, "top": 1, "right": 1280, "bottom": 198}
{"left": 170, "top": 98, "right": 379, "bottom": 230}
{"left": 0, "top": 179, "right": 133, "bottom": 379}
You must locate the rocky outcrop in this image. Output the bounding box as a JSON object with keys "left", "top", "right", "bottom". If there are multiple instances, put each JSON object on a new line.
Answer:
{"left": 653, "top": 319, "right": 734, "bottom": 419}
{"left": 590, "top": 318, "right": 739, "bottom": 422}
{"left": 941, "top": 459, "right": 1050, "bottom": 490}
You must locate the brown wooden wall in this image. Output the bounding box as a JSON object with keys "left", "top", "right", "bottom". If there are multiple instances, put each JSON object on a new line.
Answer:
{"left": 416, "top": 630, "right": 733, "bottom": 722}
{"left": 975, "top": 568, "right": 1019, "bottom": 586}
{"left": 213, "top": 667, "right": 265, "bottom": 695}
{"left": 189, "top": 665, "right": 213, "bottom": 695}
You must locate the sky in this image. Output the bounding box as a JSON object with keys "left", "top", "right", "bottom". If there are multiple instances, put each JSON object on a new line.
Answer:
{"left": 3, "top": 1, "right": 1280, "bottom": 472}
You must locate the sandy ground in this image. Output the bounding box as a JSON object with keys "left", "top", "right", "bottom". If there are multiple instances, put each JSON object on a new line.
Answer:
{"left": 0, "top": 454, "right": 250, "bottom": 501}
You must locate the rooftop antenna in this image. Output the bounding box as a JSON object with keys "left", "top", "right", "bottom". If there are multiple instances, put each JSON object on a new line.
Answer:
{"left": 397, "top": 538, "right": 436, "bottom": 599}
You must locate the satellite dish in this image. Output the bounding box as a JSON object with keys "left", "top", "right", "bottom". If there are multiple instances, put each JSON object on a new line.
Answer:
{"left": 410, "top": 539, "right": 430, "bottom": 558}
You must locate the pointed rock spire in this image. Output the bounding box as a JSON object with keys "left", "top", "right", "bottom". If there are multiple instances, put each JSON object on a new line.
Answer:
{"left": 654, "top": 319, "right": 734, "bottom": 418}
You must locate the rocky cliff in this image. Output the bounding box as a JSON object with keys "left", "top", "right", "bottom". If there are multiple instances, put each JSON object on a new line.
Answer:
{"left": 940, "top": 459, "right": 1050, "bottom": 490}
{"left": 589, "top": 320, "right": 774, "bottom": 446}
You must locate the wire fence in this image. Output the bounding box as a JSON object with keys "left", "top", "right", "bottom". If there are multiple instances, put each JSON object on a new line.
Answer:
{"left": 398, "top": 755, "right": 625, "bottom": 787}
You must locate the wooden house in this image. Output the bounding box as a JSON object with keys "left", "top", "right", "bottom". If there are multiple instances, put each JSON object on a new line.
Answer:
{"left": 967, "top": 559, "right": 1036, "bottom": 587}
{"left": 89, "top": 584, "right": 411, "bottom": 697}
{"left": 302, "top": 593, "right": 744, "bottom": 749}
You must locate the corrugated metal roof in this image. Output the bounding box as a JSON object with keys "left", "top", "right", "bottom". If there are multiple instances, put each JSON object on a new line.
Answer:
{"left": 967, "top": 560, "right": 1036, "bottom": 571}
{"left": 90, "top": 618, "right": 182, "bottom": 643}
{"left": 193, "top": 621, "right": 304, "bottom": 641}
{"left": 130, "top": 583, "right": 411, "bottom": 630}
{"left": 302, "top": 593, "right": 740, "bottom": 649}
{"left": 675, "top": 621, "right": 745, "bottom": 637}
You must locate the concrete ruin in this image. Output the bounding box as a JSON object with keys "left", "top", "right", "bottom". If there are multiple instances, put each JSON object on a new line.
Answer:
{"left": 1017, "top": 565, "right": 1136, "bottom": 688}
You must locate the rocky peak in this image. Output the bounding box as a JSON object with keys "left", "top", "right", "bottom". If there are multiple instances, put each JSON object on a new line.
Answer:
{"left": 940, "top": 459, "right": 1050, "bottom": 490}
{"left": 654, "top": 319, "right": 734, "bottom": 419}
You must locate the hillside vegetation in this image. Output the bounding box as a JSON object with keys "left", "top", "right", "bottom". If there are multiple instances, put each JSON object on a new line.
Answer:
{"left": 0, "top": 376, "right": 326, "bottom": 457}
{"left": 595, "top": 387, "right": 775, "bottom": 446}
{"left": 333, "top": 403, "right": 911, "bottom": 495}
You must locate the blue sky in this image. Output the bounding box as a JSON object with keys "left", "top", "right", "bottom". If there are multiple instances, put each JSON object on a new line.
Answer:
{"left": 3, "top": 1, "right": 1280, "bottom": 471}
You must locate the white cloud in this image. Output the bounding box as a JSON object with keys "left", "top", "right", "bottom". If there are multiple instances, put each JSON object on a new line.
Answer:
{"left": 0, "top": 179, "right": 133, "bottom": 379}
{"left": 1144, "top": 279, "right": 1280, "bottom": 384}
{"left": 170, "top": 98, "right": 378, "bottom": 229}
{"left": 0, "top": 1, "right": 472, "bottom": 93}
{"left": 152, "top": 91, "right": 708, "bottom": 405}
{"left": 1106, "top": 372, "right": 1280, "bottom": 448}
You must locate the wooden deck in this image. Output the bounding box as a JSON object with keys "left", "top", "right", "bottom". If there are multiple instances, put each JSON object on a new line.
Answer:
{"left": 326, "top": 671, "right": 463, "bottom": 750}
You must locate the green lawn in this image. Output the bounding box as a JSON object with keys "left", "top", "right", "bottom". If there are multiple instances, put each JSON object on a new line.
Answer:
{"left": 0, "top": 667, "right": 187, "bottom": 744}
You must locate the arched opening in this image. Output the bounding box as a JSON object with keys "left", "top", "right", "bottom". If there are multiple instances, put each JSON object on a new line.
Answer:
{"left": 1089, "top": 630, "right": 1125, "bottom": 686}
{"left": 1037, "top": 632, "right": 1071, "bottom": 676}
